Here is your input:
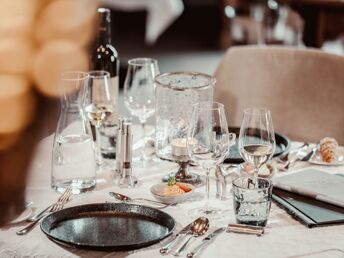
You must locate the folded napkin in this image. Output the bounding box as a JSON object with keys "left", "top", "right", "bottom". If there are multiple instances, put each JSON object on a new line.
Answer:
{"left": 273, "top": 168, "right": 344, "bottom": 208}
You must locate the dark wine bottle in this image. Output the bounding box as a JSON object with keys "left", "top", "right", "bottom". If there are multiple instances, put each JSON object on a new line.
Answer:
{"left": 91, "top": 8, "right": 119, "bottom": 161}
{"left": 92, "top": 8, "right": 119, "bottom": 110}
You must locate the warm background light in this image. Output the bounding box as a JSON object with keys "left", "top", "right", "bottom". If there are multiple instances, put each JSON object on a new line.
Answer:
{"left": 0, "top": 0, "right": 97, "bottom": 149}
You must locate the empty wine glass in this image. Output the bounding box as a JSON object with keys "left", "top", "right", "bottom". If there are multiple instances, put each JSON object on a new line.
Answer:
{"left": 124, "top": 58, "right": 159, "bottom": 164}
{"left": 187, "top": 102, "right": 236, "bottom": 216}
{"left": 82, "top": 71, "right": 115, "bottom": 168}
{"left": 238, "top": 108, "right": 276, "bottom": 186}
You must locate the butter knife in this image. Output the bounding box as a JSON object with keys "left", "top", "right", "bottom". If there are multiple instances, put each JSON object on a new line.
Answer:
{"left": 160, "top": 222, "right": 192, "bottom": 254}
{"left": 186, "top": 227, "right": 225, "bottom": 258}
{"left": 301, "top": 145, "right": 318, "bottom": 162}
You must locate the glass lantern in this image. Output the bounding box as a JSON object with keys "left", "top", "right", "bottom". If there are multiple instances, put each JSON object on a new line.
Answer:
{"left": 155, "top": 72, "right": 215, "bottom": 184}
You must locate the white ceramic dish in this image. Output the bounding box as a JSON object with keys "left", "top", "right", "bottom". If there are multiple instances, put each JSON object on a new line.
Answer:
{"left": 150, "top": 183, "right": 195, "bottom": 204}
{"left": 309, "top": 146, "right": 344, "bottom": 166}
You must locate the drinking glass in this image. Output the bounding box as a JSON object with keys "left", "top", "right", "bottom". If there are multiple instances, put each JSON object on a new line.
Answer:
{"left": 124, "top": 58, "right": 159, "bottom": 163}
{"left": 82, "top": 71, "right": 115, "bottom": 168}
{"left": 52, "top": 72, "right": 96, "bottom": 194}
{"left": 187, "top": 102, "right": 235, "bottom": 216}
{"left": 238, "top": 108, "right": 276, "bottom": 186}
{"left": 232, "top": 176, "right": 272, "bottom": 227}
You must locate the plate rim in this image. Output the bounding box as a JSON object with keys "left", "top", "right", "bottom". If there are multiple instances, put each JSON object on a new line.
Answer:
{"left": 225, "top": 127, "right": 291, "bottom": 164}
{"left": 308, "top": 146, "right": 344, "bottom": 166}
{"left": 40, "top": 202, "right": 176, "bottom": 251}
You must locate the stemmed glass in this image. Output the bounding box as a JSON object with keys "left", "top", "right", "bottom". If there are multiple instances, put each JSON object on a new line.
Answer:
{"left": 187, "top": 102, "right": 235, "bottom": 216}
{"left": 82, "top": 71, "right": 115, "bottom": 168}
{"left": 124, "top": 58, "right": 159, "bottom": 164}
{"left": 238, "top": 108, "right": 276, "bottom": 186}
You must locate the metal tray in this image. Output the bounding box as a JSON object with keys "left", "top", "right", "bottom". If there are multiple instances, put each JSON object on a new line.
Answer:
{"left": 40, "top": 203, "right": 175, "bottom": 251}
{"left": 225, "top": 127, "right": 290, "bottom": 164}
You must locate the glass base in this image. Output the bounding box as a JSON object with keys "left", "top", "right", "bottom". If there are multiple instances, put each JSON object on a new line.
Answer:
{"left": 100, "top": 157, "right": 116, "bottom": 169}
{"left": 132, "top": 154, "right": 161, "bottom": 168}
{"left": 188, "top": 206, "right": 230, "bottom": 219}
{"left": 119, "top": 175, "right": 138, "bottom": 188}
{"left": 51, "top": 178, "right": 96, "bottom": 194}
{"left": 236, "top": 218, "right": 268, "bottom": 227}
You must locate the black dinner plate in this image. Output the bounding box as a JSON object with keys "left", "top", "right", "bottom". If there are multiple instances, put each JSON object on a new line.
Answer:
{"left": 40, "top": 203, "right": 175, "bottom": 251}
{"left": 225, "top": 127, "right": 290, "bottom": 164}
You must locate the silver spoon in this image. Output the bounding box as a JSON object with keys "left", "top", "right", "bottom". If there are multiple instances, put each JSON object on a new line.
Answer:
{"left": 173, "top": 217, "right": 209, "bottom": 256}
{"left": 109, "top": 192, "right": 171, "bottom": 206}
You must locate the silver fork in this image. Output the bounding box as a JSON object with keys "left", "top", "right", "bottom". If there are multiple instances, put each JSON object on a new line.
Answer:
{"left": 16, "top": 187, "right": 72, "bottom": 235}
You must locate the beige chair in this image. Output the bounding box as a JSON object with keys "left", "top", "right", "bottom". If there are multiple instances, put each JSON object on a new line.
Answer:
{"left": 214, "top": 46, "right": 344, "bottom": 144}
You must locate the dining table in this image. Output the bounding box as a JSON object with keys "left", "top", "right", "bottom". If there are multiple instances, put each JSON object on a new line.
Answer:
{"left": 0, "top": 126, "right": 343, "bottom": 258}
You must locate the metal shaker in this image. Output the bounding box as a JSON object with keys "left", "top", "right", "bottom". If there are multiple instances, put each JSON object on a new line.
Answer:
{"left": 116, "top": 117, "right": 137, "bottom": 188}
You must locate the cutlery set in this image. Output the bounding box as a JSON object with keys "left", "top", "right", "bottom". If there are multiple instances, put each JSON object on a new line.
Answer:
{"left": 16, "top": 187, "right": 72, "bottom": 235}
{"left": 277, "top": 143, "right": 317, "bottom": 170}
{"left": 13, "top": 144, "right": 315, "bottom": 251}
{"left": 160, "top": 217, "right": 264, "bottom": 257}
{"left": 109, "top": 192, "right": 177, "bottom": 209}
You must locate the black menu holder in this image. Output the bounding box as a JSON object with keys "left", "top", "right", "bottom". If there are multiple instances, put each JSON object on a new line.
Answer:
{"left": 272, "top": 188, "right": 344, "bottom": 228}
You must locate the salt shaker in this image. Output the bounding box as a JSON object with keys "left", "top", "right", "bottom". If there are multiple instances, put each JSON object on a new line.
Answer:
{"left": 116, "top": 118, "right": 138, "bottom": 188}
{"left": 115, "top": 117, "right": 124, "bottom": 175}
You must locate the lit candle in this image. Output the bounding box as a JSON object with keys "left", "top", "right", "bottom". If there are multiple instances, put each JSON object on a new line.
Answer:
{"left": 171, "top": 138, "right": 197, "bottom": 156}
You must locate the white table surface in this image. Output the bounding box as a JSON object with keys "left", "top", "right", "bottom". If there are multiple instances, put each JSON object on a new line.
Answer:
{"left": 98, "top": 0, "right": 184, "bottom": 45}
{"left": 1, "top": 128, "right": 344, "bottom": 258}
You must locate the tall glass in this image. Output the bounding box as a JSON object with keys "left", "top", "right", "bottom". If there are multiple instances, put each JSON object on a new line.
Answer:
{"left": 187, "top": 102, "right": 235, "bottom": 216}
{"left": 82, "top": 71, "right": 115, "bottom": 168}
{"left": 124, "top": 58, "right": 159, "bottom": 164}
{"left": 238, "top": 108, "right": 276, "bottom": 186}
{"left": 51, "top": 72, "right": 96, "bottom": 194}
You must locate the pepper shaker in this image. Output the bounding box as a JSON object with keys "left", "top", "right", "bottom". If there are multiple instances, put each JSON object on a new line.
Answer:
{"left": 117, "top": 118, "right": 138, "bottom": 188}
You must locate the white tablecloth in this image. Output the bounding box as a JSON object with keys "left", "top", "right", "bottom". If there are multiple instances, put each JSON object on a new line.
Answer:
{"left": 98, "top": 0, "right": 184, "bottom": 44}
{"left": 1, "top": 130, "right": 344, "bottom": 258}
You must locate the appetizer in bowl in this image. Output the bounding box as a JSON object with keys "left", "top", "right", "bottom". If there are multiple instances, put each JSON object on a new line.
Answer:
{"left": 150, "top": 177, "right": 194, "bottom": 204}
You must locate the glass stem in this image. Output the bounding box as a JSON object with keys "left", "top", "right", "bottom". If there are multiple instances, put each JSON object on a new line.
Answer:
{"left": 204, "top": 168, "right": 210, "bottom": 212}
{"left": 95, "top": 124, "right": 102, "bottom": 167}
{"left": 253, "top": 166, "right": 259, "bottom": 188}
{"left": 140, "top": 120, "right": 147, "bottom": 161}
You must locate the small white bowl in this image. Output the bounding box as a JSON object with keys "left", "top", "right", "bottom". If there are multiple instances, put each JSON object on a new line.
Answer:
{"left": 150, "top": 183, "right": 195, "bottom": 204}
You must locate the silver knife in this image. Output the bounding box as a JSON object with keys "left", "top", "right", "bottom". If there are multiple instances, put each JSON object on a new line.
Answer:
{"left": 186, "top": 227, "right": 225, "bottom": 258}
{"left": 160, "top": 222, "right": 192, "bottom": 255}
{"left": 301, "top": 145, "right": 318, "bottom": 162}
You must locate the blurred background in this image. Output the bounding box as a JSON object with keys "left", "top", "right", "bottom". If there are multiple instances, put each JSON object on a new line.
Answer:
{"left": 100, "top": 0, "right": 344, "bottom": 84}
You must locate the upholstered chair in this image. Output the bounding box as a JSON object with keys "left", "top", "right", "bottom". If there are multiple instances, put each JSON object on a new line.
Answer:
{"left": 214, "top": 46, "right": 344, "bottom": 144}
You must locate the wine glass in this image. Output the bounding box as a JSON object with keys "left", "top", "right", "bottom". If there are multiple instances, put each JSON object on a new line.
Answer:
{"left": 82, "top": 71, "right": 115, "bottom": 168}
{"left": 238, "top": 108, "right": 276, "bottom": 185}
{"left": 187, "top": 102, "right": 235, "bottom": 216}
{"left": 124, "top": 58, "right": 159, "bottom": 164}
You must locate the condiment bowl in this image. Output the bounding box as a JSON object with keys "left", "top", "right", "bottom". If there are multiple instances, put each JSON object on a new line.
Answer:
{"left": 150, "top": 183, "right": 195, "bottom": 204}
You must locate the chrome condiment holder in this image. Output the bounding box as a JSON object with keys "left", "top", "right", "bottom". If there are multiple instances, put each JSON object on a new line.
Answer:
{"left": 115, "top": 117, "right": 137, "bottom": 188}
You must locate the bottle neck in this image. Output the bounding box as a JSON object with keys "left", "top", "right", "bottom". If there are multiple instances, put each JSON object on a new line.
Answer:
{"left": 97, "top": 9, "right": 111, "bottom": 45}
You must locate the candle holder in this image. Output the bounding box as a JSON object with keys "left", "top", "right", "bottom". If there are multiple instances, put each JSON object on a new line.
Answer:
{"left": 155, "top": 72, "right": 215, "bottom": 185}
{"left": 160, "top": 154, "right": 200, "bottom": 184}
